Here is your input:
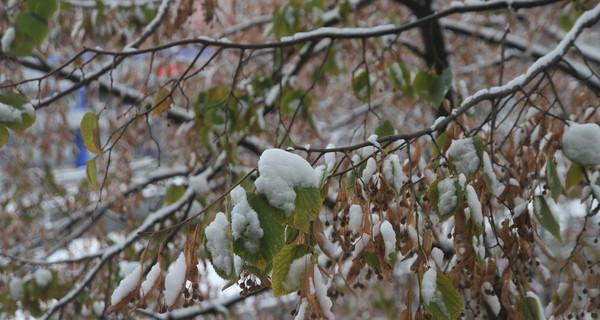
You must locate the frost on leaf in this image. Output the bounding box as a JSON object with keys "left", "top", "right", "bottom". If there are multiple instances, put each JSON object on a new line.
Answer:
{"left": 230, "top": 186, "right": 264, "bottom": 254}
{"left": 446, "top": 137, "right": 481, "bottom": 176}
{"left": 108, "top": 264, "right": 142, "bottom": 313}
{"left": 561, "top": 122, "right": 600, "bottom": 166}
{"left": 204, "top": 212, "right": 234, "bottom": 279}
{"left": 255, "top": 149, "right": 318, "bottom": 215}
{"left": 164, "top": 253, "right": 187, "bottom": 309}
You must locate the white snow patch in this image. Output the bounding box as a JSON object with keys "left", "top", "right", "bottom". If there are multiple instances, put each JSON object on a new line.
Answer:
{"left": 380, "top": 221, "right": 396, "bottom": 258}
{"left": 92, "top": 301, "right": 105, "bottom": 315}
{"left": 295, "top": 298, "right": 309, "bottom": 320}
{"left": 482, "top": 152, "right": 499, "bottom": 195}
{"left": 0, "top": 102, "right": 24, "bottom": 123}
{"left": 205, "top": 212, "right": 233, "bottom": 275}
{"left": 383, "top": 154, "right": 405, "bottom": 192}
{"left": 431, "top": 247, "right": 444, "bottom": 269}
{"left": 367, "top": 134, "right": 380, "bottom": 149}
{"left": 265, "top": 86, "right": 280, "bottom": 106}
{"left": 9, "top": 277, "right": 23, "bottom": 300}
{"left": 189, "top": 174, "right": 210, "bottom": 194}
{"left": 362, "top": 157, "right": 377, "bottom": 183}
{"left": 437, "top": 178, "right": 458, "bottom": 216}
{"left": 447, "top": 138, "right": 480, "bottom": 176}
{"left": 312, "top": 265, "right": 335, "bottom": 320}
{"left": 140, "top": 263, "right": 161, "bottom": 297}
{"left": 110, "top": 264, "right": 141, "bottom": 307}
{"left": 562, "top": 122, "right": 600, "bottom": 166}
{"left": 283, "top": 254, "right": 311, "bottom": 291}
{"left": 466, "top": 184, "right": 483, "bottom": 226}
{"left": 164, "top": 253, "right": 187, "bottom": 307}
{"left": 255, "top": 149, "right": 318, "bottom": 214}
{"left": 1, "top": 27, "right": 15, "bottom": 52}
{"left": 421, "top": 269, "right": 437, "bottom": 305}
{"left": 348, "top": 204, "right": 363, "bottom": 235}
{"left": 325, "top": 144, "right": 337, "bottom": 172}
{"left": 230, "top": 186, "right": 263, "bottom": 253}
{"left": 34, "top": 268, "right": 53, "bottom": 287}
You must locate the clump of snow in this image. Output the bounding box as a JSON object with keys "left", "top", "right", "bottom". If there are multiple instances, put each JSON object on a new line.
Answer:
{"left": 311, "top": 265, "right": 335, "bottom": 320}
{"left": 465, "top": 184, "right": 483, "bottom": 226}
{"left": 348, "top": 205, "right": 363, "bottom": 235}
{"left": 189, "top": 174, "right": 210, "bottom": 194}
{"left": 140, "top": 263, "right": 161, "bottom": 297}
{"left": 92, "top": 301, "right": 105, "bottom": 315}
{"left": 230, "top": 186, "right": 263, "bottom": 253}
{"left": 367, "top": 134, "right": 380, "bottom": 149}
{"left": 430, "top": 247, "right": 444, "bottom": 268}
{"left": 34, "top": 268, "right": 53, "bottom": 287}
{"left": 205, "top": 212, "right": 233, "bottom": 275}
{"left": 295, "top": 298, "right": 308, "bottom": 320}
{"left": 283, "top": 254, "right": 311, "bottom": 291}
{"left": 446, "top": 138, "right": 480, "bottom": 175}
{"left": 0, "top": 102, "right": 24, "bottom": 123}
{"left": 110, "top": 264, "right": 141, "bottom": 307}
{"left": 383, "top": 154, "right": 405, "bottom": 192}
{"left": 362, "top": 157, "right": 377, "bottom": 183}
{"left": 437, "top": 178, "right": 458, "bottom": 216}
{"left": 164, "top": 253, "right": 187, "bottom": 307}
{"left": 562, "top": 122, "right": 600, "bottom": 166}
{"left": 255, "top": 149, "right": 318, "bottom": 214}
{"left": 9, "top": 277, "right": 23, "bottom": 300}
{"left": 325, "top": 144, "right": 337, "bottom": 172}
{"left": 421, "top": 268, "right": 437, "bottom": 305}
{"left": 482, "top": 152, "right": 499, "bottom": 195}
{"left": 1, "top": 27, "right": 15, "bottom": 53}
{"left": 380, "top": 221, "right": 396, "bottom": 258}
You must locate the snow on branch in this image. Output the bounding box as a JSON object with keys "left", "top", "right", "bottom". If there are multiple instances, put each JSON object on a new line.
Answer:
{"left": 39, "top": 187, "right": 195, "bottom": 320}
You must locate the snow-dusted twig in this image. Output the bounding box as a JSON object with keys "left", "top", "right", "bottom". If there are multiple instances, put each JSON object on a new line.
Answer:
{"left": 294, "top": 2, "right": 600, "bottom": 154}
{"left": 441, "top": 18, "right": 600, "bottom": 91}
{"left": 34, "top": 0, "right": 174, "bottom": 109}
{"left": 40, "top": 187, "right": 195, "bottom": 320}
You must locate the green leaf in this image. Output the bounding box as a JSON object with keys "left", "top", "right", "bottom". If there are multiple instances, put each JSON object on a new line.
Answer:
{"left": 519, "top": 296, "right": 541, "bottom": 320}
{"left": 234, "top": 193, "right": 286, "bottom": 269}
{"left": 533, "top": 196, "right": 562, "bottom": 243}
{"left": 164, "top": 184, "right": 186, "bottom": 205}
{"left": 80, "top": 112, "right": 102, "bottom": 155}
{"left": 432, "top": 131, "right": 448, "bottom": 159}
{"left": 364, "top": 251, "right": 380, "bottom": 272}
{"left": 546, "top": 156, "right": 562, "bottom": 201}
{"left": 565, "top": 162, "right": 585, "bottom": 190}
{"left": 15, "top": 13, "right": 49, "bottom": 45}
{"left": 0, "top": 125, "right": 8, "bottom": 147}
{"left": 25, "top": 0, "right": 58, "bottom": 19}
{"left": 272, "top": 244, "right": 311, "bottom": 296}
{"left": 424, "top": 271, "right": 464, "bottom": 320}
{"left": 251, "top": 187, "right": 321, "bottom": 233}
{"left": 85, "top": 158, "right": 97, "bottom": 188}
{"left": 413, "top": 70, "right": 435, "bottom": 102}
{"left": 352, "top": 69, "right": 370, "bottom": 102}
{"left": 150, "top": 87, "right": 172, "bottom": 115}
{"left": 430, "top": 68, "right": 452, "bottom": 109}
{"left": 374, "top": 120, "right": 395, "bottom": 137}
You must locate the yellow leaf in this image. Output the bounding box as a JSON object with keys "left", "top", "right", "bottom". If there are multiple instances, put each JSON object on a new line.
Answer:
{"left": 151, "top": 87, "right": 173, "bottom": 115}
{"left": 80, "top": 112, "right": 102, "bottom": 155}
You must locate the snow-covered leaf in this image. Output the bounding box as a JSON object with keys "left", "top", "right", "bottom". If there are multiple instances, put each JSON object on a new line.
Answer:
{"left": 272, "top": 244, "right": 311, "bottom": 296}
{"left": 108, "top": 264, "right": 142, "bottom": 313}
{"left": 428, "top": 177, "right": 463, "bottom": 219}
{"left": 204, "top": 212, "right": 236, "bottom": 280}
{"left": 422, "top": 269, "right": 463, "bottom": 320}
{"left": 533, "top": 196, "right": 562, "bottom": 243}
{"left": 139, "top": 263, "right": 161, "bottom": 301}
{"left": 447, "top": 137, "right": 481, "bottom": 176}
{"left": 0, "top": 94, "right": 35, "bottom": 133}
{"left": 164, "top": 253, "right": 187, "bottom": 310}
{"left": 562, "top": 122, "right": 600, "bottom": 166}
